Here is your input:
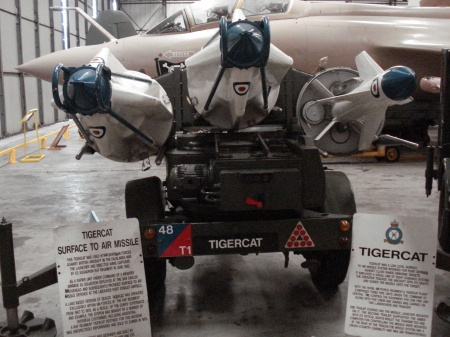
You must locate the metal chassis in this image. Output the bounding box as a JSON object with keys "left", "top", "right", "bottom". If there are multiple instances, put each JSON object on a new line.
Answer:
{"left": 140, "top": 211, "right": 353, "bottom": 258}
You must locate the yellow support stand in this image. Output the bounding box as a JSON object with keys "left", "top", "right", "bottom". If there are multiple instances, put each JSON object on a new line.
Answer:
{"left": 8, "top": 149, "right": 17, "bottom": 164}
{"left": 20, "top": 109, "right": 45, "bottom": 163}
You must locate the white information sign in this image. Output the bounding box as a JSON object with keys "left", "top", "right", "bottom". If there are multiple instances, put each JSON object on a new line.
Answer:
{"left": 345, "top": 213, "right": 437, "bottom": 337}
{"left": 54, "top": 219, "right": 151, "bottom": 337}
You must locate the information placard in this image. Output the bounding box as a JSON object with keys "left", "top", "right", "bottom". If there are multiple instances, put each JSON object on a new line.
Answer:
{"left": 54, "top": 219, "right": 151, "bottom": 337}
{"left": 345, "top": 213, "right": 437, "bottom": 337}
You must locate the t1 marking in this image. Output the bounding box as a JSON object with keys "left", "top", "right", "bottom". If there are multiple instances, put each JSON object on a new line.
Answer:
{"left": 158, "top": 224, "right": 193, "bottom": 257}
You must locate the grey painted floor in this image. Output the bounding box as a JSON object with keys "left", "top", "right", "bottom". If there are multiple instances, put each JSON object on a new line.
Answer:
{"left": 0, "top": 122, "right": 449, "bottom": 336}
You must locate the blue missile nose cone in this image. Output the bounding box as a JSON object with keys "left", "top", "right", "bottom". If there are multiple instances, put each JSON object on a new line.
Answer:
{"left": 228, "top": 23, "right": 264, "bottom": 67}
{"left": 381, "top": 66, "right": 417, "bottom": 101}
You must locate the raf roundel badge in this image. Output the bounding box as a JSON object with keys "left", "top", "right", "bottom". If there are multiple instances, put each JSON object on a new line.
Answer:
{"left": 371, "top": 77, "right": 380, "bottom": 98}
{"left": 233, "top": 82, "right": 250, "bottom": 96}
{"left": 384, "top": 220, "right": 403, "bottom": 245}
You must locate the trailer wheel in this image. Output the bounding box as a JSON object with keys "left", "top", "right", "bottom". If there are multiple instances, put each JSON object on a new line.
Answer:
{"left": 322, "top": 171, "right": 357, "bottom": 216}
{"left": 304, "top": 171, "right": 355, "bottom": 291}
{"left": 125, "top": 176, "right": 167, "bottom": 291}
{"left": 143, "top": 258, "right": 167, "bottom": 291}
{"left": 305, "top": 250, "right": 351, "bottom": 291}
{"left": 439, "top": 174, "right": 450, "bottom": 253}
{"left": 385, "top": 146, "right": 400, "bottom": 162}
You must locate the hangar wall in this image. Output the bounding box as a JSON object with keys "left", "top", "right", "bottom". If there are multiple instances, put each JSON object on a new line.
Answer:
{"left": 0, "top": 0, "right": 110, "bottom": 138}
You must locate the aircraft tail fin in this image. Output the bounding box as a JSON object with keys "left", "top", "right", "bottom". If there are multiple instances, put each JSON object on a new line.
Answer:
{"left": 355, "top": 51, "right": 384, "bottom": 80}
{"left": 86, "top": 10, "right": 136, "bottom": 45}
{"left": 232, "top": 9, "right": 246, "bottom": 22}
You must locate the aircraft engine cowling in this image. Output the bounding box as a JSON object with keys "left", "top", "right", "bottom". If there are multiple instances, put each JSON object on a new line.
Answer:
{"left": 52, "top": 48, "right": 173, "bottom": 162}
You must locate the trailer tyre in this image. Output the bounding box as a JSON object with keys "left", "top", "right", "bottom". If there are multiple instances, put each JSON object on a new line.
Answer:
{"left": 322, "top": 171, "right": 356, "bottom": 216}
{"left": 304, "top": 171, "right": 355, "bottom": 291}
{"left": 439, "top": 174, "right": 450, "bottom": 253}
{"left": 125, "top": 176, "right": 167, "bottom": 291}
{"left": 305, "top": 250, "right": 351, "bottom": 291}
{"left": 125, "top": 176, "right": 165, "bottom": 221}
{"left": 144, "top": 257, "right": 167, "bottom": 291}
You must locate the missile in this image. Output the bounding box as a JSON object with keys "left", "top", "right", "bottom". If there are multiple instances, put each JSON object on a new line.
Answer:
{"left": 185, "top": 14, "right": 293, "bottom": 130}
{"left": 52, "top": 48, "right": 173, "bottom": 162}
{"left": 298, "top": 51, "right": 417, "bottom": 154}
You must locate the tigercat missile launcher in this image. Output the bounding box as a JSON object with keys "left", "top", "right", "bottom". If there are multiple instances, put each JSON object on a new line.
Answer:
{"left": 48, "top": 15, "right": 426, "bottom": 292}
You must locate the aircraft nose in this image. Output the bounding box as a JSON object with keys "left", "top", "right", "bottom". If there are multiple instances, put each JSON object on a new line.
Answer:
{"left": 16, "top": 45, "right": 106, "bottom": 83}
{"left": 381, "top": 66, "right": 417, "bottom": 101}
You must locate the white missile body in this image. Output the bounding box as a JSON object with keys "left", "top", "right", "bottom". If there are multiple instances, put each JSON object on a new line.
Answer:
{"left": 185, "top": 15, "right": 293, "bottom": 130}
{"left": 54, "top": 48, "right": 173, "bottom": 162}
{"left": 299, "top": 51, "right": 417, "bottom": 153}
{"left": 186, "top": 40, "right": 292, "bottom": 129}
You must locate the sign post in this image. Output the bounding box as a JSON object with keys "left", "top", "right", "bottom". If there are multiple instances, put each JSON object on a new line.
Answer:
{"left": 345, "top": 213, "right": 437, "bottom": 337}
{"left": 54, "top": 219, "right": 151, "bottom": 337}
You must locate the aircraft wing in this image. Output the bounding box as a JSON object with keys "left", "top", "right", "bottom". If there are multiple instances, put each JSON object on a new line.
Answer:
{"left": 355, "top": 51, "right": 384, "bottom": 80}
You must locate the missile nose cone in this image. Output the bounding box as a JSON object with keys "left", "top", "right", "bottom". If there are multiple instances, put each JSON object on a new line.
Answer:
{"left": 381, "top": 66, "right": 417, "bottom": 101}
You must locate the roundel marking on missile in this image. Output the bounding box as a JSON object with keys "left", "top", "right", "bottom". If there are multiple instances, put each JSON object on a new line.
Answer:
{"left": 234, "top": 82, "right": 251, "bottom": 96}
{"left": 371, "top": 78, "right": 380, "bottom": 98}
{"left": 285, "top": 222, "right": 315, "bottom": 248}
{"left": 89, "top": 57, "right": 105, "bottom": 65}
{"left": 89, "top": 126, "right": 106, "bottom": 138}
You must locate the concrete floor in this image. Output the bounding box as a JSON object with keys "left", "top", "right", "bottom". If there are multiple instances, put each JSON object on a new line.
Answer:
{"left": 0, "top": 122, "right": 449, "bottom": 337}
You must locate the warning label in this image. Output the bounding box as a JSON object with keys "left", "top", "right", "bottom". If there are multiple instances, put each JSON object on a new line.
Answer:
{"left": 54, "top": 219, "right": 151, "bottom": 337}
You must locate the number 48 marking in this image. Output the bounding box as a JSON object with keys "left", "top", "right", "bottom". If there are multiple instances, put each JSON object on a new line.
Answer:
{"left": 159, "top": 225, "right": 173, "bottom": 235}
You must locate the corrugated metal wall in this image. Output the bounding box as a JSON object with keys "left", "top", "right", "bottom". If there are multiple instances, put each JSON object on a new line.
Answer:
{"left": 0, "top": 0, "right": 184, "bottom": 137}
{"left": 0, "top": 0, "right": 109, "bottom": 137}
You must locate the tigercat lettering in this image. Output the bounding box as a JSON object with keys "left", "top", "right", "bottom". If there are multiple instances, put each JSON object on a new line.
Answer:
{"left": 208, "top": 238, "right": 263, "bottom": 249}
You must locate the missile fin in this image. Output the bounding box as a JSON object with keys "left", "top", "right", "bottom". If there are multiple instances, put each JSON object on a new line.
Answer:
{"left": 315, "top": 89, "right": 369, "bottom": 105}
{"left": 315, "top": 120, "right": 337, "bottom": 142}
{"left": 310, "top": 79, "right": 334, "bottom": 99}
{"left": 396, "top": 97, "right": 414, "bottom": 106}
{"left": 357, "top": 110, "right": 386, "bottom": 151}
{"left": 355, "top": 51, "right": 384, "bottom": 80}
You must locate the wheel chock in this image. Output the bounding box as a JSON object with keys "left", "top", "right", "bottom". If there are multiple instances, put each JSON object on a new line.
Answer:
{"left": 0, "top": 218, "right": 57, "bottom": 336}
{"left": 0, "top": 311, "right": 56, "bottom": 337}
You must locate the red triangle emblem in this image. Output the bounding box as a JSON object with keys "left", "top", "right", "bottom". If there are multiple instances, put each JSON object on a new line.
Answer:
{"left": 285, "top": 221, "right": 315, "bottom": 248}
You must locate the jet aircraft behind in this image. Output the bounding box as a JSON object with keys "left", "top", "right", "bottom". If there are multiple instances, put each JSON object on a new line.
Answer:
{"left": 16, "top": 0, "right": 450, "bottom": 147}
{"left": 18, "top": 0, "right": 450, "bottom": 101}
